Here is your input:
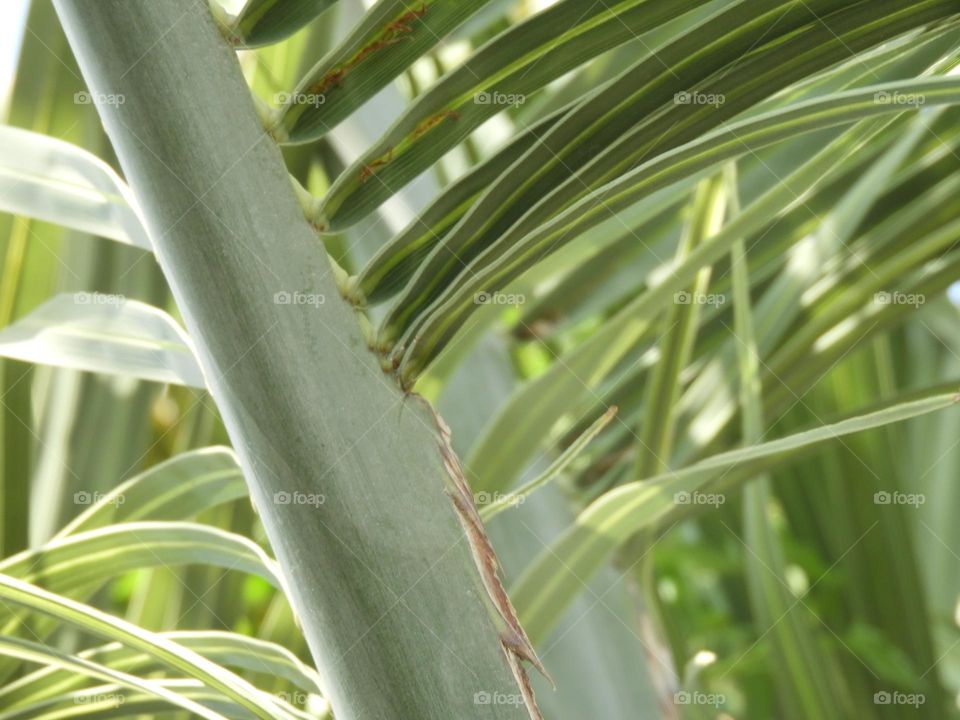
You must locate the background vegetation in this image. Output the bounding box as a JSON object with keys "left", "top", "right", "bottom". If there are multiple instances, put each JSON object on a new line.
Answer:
{"left": 1, "top": 0, "right": 960, "bottom": 717}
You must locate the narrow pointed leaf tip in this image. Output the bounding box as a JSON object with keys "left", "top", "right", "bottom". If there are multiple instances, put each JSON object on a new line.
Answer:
{"left": 225, "top": 0, "right": 339, "bottom": 47}
{"left": 479, "top": 406, "right": 617, "bottom": 521}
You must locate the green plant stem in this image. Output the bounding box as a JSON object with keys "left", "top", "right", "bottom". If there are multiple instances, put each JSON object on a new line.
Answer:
{"left": 52, "top": 1, "right": 535, "bottom": 718}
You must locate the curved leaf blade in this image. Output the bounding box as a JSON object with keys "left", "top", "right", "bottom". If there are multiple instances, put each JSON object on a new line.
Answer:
{"left": 0, "top": 631, "right": 321, "bottom": 711}
{"left": 0, "top": 293, "right": 205, "bottom": 388}
{"left": 0, "top": 574, "right": 297, "bottom": 720}
{"left": 227, "top": 0, "right": 339, "bottom": 48}
{"left": 350, "top": 107, "right": 565, "bottom": 304}
{"left": 57, "top": 447, "right": 245, "bottom": 537}
{"left": 0, "top": 125, "right": 150, "bottom": 250}
{"left": 319, "top": 0, "right": 956, "bottom": 230}
{"left": 395, "top": 77, "right": 960, "bottom": 382}
{"left": 276, "top": 0, "right": 496, "bottom": 142}
{"left": 512, "top": 391, "right": 960, "bottom": 645}
{"left": 463, "top": 118, "right": 892, "bottom": 494}
{"left": 0, "top": 522, "right": 283, "bottom": 596}
{"left": 0, "top": 636, "right": 228, "bottom": 720}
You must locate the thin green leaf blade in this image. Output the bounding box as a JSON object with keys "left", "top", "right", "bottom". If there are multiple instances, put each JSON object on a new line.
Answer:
{"left": 0, "top": 293, "right": 205, "bottom": 388}
{"left": 226, "top": 0, "right": 339, "bottom": 48}
{"left": 0, "top": 636, "right": 228, "bottom": 720}
{"left": 512, "top": 390, "right": 960, "bottom": 645}
{"left": 0, "top": 574, "right": 298, "bottom": 720}
{"left": 57, "top": 447, "right": 245, "bottom": 537}
{"left": 395, "top": 77, "right": 960, "bottom": 383}
{"left": 0, "top": 125, "right": 150, "bottom": 251}
{"left": 275, "top": 0, "right": 497, "bottom": 142}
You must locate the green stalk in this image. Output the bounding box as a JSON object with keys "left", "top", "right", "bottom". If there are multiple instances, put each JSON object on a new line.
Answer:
{"left": 52, "top": 1, "right": 537, "bottom": 718}
{"left": 634, "top": 175, "right": 726, "bottom": 479}
{"left": 728, "top": 165, "right": 852, "bottom": 719}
